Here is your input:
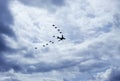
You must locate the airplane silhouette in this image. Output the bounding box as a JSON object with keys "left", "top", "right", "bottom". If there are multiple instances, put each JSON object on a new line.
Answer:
{"left": 60, "top": 32, "right": 62, "bottom": 34}
{"left": 57, "top": 29, "right": 60, "bottom": 31}
{"left": 53, "top": 36, "right": 55, "bottom": 37}
{"left": 52, "top": 42, "right": 54, "bottom": 44}
{"left": 49, "top": 41, "right": 54, "bottom": 44}
{"left": 57, "top": 35, "right": 66, "bottom": 41}
{"left": 52, "top": 24, "right": 55, "bottom": 26}
{"left": 49, "top": 41, "right": 52, "bottom": 42}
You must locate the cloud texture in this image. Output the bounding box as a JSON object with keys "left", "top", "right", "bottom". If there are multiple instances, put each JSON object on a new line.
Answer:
{"left": 0, "top": 0, "right": 120, "bottom": 81}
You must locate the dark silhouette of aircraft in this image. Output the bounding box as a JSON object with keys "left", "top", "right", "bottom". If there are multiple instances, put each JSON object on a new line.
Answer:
{"left": 49, "top": 41, "right": 54, "bottom": 44}
{"left": 52, "top": 42, "right": 54, "bottom": 44}
{"left": 49, "top": 41, "right": 52, "bottom": 42}
{"left": 57, "top": 29, "right": 60, "bottom": 31}
{"left": 57, "top": 35, "right": 66, "bottom": 41}
{"left": 53, "top": 36, "right": 55, "bottom": 37}
{"left": 52, "top": 24, "right": 55, "bottom": 26}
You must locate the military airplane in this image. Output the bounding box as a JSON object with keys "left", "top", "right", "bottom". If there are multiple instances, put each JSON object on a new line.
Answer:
{"left": 57, "top": 35, "right": 66, "bottom": 41}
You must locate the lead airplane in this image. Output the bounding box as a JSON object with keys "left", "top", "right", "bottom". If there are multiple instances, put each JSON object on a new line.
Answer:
{"left": 57, "top": 35, "right": 66, "bottom": 41}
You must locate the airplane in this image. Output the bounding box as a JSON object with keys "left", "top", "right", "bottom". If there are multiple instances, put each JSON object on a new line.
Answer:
{"left": 57, "top": 35, "right": 66, "bottom": 41}
{"left": 49, "top": 41, "right": 54, "bottom": 44}
{"left": 53, "top": 36, "right": 55, "bottom": 37}
{"left": 57, "top": 29, "right": 60, "bottom": 31}
{"left": 49, "top": 41, "right": 52, "bottom": 42}
{"left": 60, "top": 32, "right": 62, "bottom": 34}
{"left": 52, "top": 42, "right": 54, "bottom": 44}
{"left": 52, "top": 24, "right": 55, "bottom": 26}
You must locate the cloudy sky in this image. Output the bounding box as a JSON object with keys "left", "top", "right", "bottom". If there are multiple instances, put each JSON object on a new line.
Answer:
{"left": 0, "top": 0, "right": 120, "bottom": 81}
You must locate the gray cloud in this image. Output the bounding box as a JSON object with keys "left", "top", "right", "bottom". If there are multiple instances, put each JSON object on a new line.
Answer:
{"left": 0, "top": 0, "right": 13, "bottom": 24}
{"left": 0, "top": 0, "right": 14, "bottom": 52}
{"left": 79, "top": 61, "right": 109, "bottom": 73}
{"left": 114, "top": 14, "right": 120, "bottom": 29}
{"left": 2, "top": 78, "right": 20, "bottom": 81}
{"left": 0, "top": 0, "right": 16, "bottom": 72}
{"left": 108, "top": 68, "right": 120, "bottom": 81}
{"left": 94, "top": 67, "right": 120, "bottom": 81}
{"left": 19, "top": 0, "right": 66, "bottom": 12}
{"left": 7, "top": 59, "right": 81, "bottom": 73}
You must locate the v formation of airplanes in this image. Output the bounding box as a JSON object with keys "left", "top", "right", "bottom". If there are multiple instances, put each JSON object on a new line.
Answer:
{"left": 35, "top": 24, "right": 66, "bottom": 49}
{"left": 42, "top": 24, "right": 66, "bottom": 47}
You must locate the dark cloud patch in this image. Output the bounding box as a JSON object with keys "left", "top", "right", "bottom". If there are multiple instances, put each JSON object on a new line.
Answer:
{"left": 109, "top": 74, "right": 120, "bottom": 81}
{"left": 95, "top": 22, "right": 112, "bottom": 33}
{"left": 0, "top": 55, "right": 22, "bottom": 72}
{"left": 0, "top": 22, "right": 14, "bottom": 37}
{"left": 79, "top": 61, "right": 109, "bottom": 72}
{"left": 10, "top": 59, "right": 81, "bottom": 73}
{"left": 51, "top": 0, "right": 65, "bottom": 6}
{"left": 107, "top": 68, "right": 120, "bottom": 81}
{"left": 26, "top": 61, "right": 78, "bottom": 73}
{"left": 0, "top": 54, "right": 9, "bottom": 72}
{"left": 19, "top": 0, "right": 66, "bottom": 12}
{"left": 0, "top": 0, "right": 16, "bottom": 72}
{"left": 0, "top": 36, "right": 9, "bottom": 52}
{"left": 0, "top": 0, "right": 13, "bottom": 24}
{"left": 3, "top": 78, "right": 20, "bottom": 81}
{"left": 0, "top": 0, "right": 15, "bottom": 52}
{"left": 0, "top": 55, "right": 81, "bottom": 73}
{"left": 114, "top": 14, "right": 120, "bottom": 29}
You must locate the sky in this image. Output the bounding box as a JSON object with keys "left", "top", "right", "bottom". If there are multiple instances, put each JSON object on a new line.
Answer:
{"left": 0, "top": 0, "right": 120, "bottom": 81}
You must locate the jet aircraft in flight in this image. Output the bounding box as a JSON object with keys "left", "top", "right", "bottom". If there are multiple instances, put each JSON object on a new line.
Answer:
{"left": 57, "top": 35, "right": 66, "bottom": 41}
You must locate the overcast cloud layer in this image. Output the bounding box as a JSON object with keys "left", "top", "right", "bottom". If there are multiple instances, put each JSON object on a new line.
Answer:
{"left": 0, "top": 0, "right": 120, "bottom": 81}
